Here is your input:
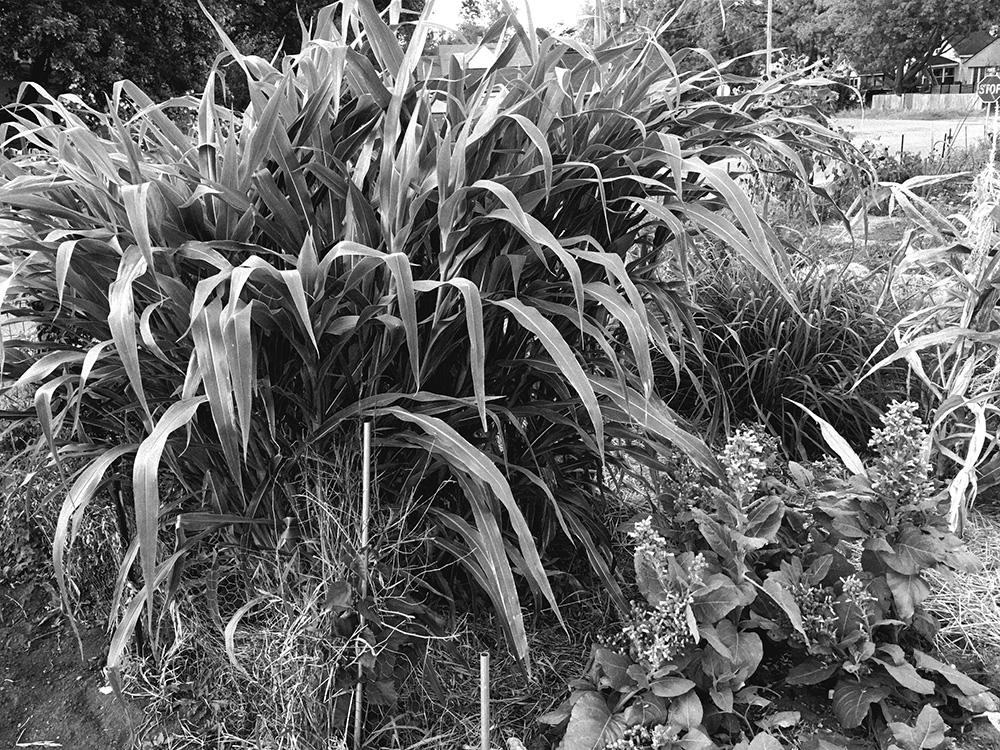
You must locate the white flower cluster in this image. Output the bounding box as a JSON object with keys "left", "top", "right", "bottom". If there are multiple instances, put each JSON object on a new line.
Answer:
{"left": 631, "top": 517, "right": 674, "bottom": 582}
{"left": 622, "top": 594, "right": 695, "bottom": 667}
{"left": 625, "top": 519, "right": 707, "bottom": 667}
{"left": 604, "top": 724, "right": 653, "bottom": 750}
{"left": 868, "top": 401, "right": 933, "bottom": 506}
{"left": 719, "top": 426, "right": 771, "bottom": 501}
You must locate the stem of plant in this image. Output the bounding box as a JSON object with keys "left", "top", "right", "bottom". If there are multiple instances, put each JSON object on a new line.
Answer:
{"left": 354, "top": 421, "right": 372, "bottom": 750}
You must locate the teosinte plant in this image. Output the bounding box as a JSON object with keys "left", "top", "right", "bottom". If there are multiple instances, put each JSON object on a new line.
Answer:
{"left": 0, "top": 0, "right": 862, "bottom": 704}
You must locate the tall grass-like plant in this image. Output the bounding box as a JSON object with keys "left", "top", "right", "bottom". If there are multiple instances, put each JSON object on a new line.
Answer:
{"left": 864, "top": 128, "right": 1000, "bottom": 535}
{"left": 663, "top": 250, "right": 910, "bottom": 458}
{"left": 0, "top": 0, "right": 860, "bottom": 690}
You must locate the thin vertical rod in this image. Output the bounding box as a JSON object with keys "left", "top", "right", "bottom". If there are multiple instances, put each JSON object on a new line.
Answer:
{"left": 480, "top": 651, "right": 490, "bottom": 750}
{"left": 354, "top": 422, "right": 372, "bottom": 750}
{"left": 765, "top": 0, "right": 773, "bottom": 79}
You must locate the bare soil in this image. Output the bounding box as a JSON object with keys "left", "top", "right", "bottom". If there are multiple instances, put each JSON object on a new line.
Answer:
{"left": 0, "top": 577, "right": 132, "bottom": 749}
{"left": 834, "top": 116, "right": 996, "bottom": 156}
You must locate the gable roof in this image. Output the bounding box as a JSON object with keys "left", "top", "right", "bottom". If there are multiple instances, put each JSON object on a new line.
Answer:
{"left": 952, "top": 30, "right": 997, "bottom": 57}
{"left": 927, "top": 55, "right": 958, "bottom": 67}
{"left": 437, "top": 40, "right": 533, "bottom": 73}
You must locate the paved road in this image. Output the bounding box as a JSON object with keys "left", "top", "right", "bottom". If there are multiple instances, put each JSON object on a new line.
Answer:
{"left": 834, "top": 116, "right": 998, "bottom": 157}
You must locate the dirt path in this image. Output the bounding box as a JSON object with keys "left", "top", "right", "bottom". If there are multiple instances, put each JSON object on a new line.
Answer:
{"left": 834, "top": 116, "right": 997, "bottom": 156}
{"left": 0, "top": 579, "right": 131, "bottom": 749}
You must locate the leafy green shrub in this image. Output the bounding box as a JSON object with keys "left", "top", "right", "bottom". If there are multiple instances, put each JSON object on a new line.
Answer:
{"left": 661, "top": 251, "right": 910, "bottom": 459}
{"left": 0, "top": 0, "right": 859, "bottom": 719}
{"left": 545, "top": 405, "right": 995, "bottom": 749}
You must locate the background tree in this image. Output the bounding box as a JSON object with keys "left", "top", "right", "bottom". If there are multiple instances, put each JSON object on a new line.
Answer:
{"left": 0, "top": 0, "right": 425, "bottom": 105}
{"left": 816, "top": 0, "right": 999, "bottom": 93}
{"left": 595, "top": 0, "right": 996, "bottom": 89}
{"left": 457, "top": 0, "right": 507, "bottom": 40}
{"left": 591, "top": 0, "right": 766, "bottom": 74}
{"left": 0, "top": 0, "right": 222, "bottom": 103}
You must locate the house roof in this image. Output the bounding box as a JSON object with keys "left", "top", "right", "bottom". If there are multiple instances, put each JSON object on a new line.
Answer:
{"left": 927, "top": 55, "right": 957, "bottom": 67}
{"left": 437, "top": 41, "right": 533, "bottom": 73}
{"left": 952, "top": 30, "right": 997, "bottom": 57}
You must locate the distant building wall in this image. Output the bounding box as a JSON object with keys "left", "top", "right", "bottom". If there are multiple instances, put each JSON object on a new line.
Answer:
{"left": 870, "top": 92, "right": 983, "bottom": 112}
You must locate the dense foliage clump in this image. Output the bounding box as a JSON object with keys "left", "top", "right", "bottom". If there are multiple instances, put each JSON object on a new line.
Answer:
{"left": 0, "top": 0, "right": 891, "bottom": 745}
{"left": 547, "top": 404, "right": 994, "bottom": 750}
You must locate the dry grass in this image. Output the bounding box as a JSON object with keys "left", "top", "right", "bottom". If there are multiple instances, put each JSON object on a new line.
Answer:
{"left": 925, "top": 511, "right": 1000, "bottom": 674}
{"left": 393, "top": 587, "right": 615, "bottom": 750}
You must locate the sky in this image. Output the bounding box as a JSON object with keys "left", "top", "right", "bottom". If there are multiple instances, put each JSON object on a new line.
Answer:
{"left": 427, "top": 0, "right": 589, "bottom": 33}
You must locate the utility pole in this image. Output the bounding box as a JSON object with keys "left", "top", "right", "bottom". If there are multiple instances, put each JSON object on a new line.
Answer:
{"left": 594, "top": 0, "right": 607, "bottom": 45}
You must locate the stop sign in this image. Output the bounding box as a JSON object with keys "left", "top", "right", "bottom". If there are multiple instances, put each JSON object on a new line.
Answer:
{"left": 977, "top": 75, "right": 1000, "bottom": 103}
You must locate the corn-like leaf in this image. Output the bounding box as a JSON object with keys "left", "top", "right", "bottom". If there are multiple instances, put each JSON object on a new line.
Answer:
{"left": 492, "top": 298, "right": 604, "bottom": 453}
{"left": 383, "top": 406, "right": 562, "bottom": 662}
{"left": 788, "top": 399, "right": 866, "bottom": 476}
{"left": 108, "top": 247, "right": 152, "bottom": 425}
{"left": 53, "top": 445, "right": 137, "bottom": 641}
{"left": 132, "top": 397, "right": 208, "bottom": 634}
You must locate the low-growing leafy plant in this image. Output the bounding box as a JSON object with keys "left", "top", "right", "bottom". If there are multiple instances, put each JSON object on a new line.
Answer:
{"left": 544, "top": 404, "right": 996, "bottom": 749}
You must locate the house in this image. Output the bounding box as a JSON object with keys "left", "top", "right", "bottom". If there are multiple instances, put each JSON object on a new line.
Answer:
{"left": 925, "top": 55, "right": 958, "bottom": 86}
{"left": 422, "top": 37, "right": 587, "bottom": 119}
{"left": 853, "top": 29, "right": 999, "bottom": 97}
{"left": 424, "top": 41, "right": 534, "bottom": 82}
{"left": 951, "top": 30, "right": 998, "bottom": 87}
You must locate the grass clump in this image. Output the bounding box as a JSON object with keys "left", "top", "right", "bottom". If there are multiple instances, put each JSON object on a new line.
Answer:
{"left": 661, "top": 248, "right": 910, "bottom": 459}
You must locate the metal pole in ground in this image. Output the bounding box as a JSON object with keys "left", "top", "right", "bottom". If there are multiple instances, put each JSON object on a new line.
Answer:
{"left": 481, "top": 651, "right": 491, "bottom": 750}
{"left": 354, "top": 422, "right": 372, "bottom": 750}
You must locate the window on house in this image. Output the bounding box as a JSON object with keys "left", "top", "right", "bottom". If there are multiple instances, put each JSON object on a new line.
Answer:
{"left": 936, "top": 67, "right": 956, "bottom": 85}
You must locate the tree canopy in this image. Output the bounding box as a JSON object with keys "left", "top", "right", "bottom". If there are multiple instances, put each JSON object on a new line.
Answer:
{"left": 0, "top": 0, "right": 425, "bottom": 105}
{"left": 818, "top": 0, "right": 999, "bottom": 92}
{"left": 603, "top": 0, "right": 999, "bottom": 92}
